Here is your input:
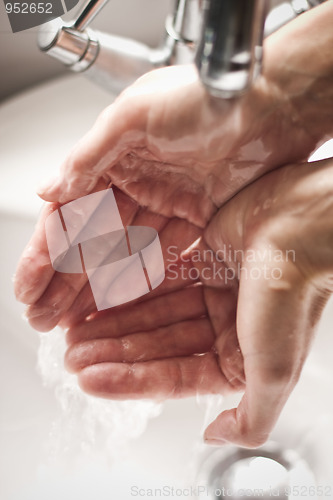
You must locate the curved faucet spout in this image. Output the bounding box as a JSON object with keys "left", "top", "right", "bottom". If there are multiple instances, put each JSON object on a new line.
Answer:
{"left": 38, "top": 0, "right": 200, "bottom": 94}
{"left": 38, "top": 18, "right": 173, "bottom": 94}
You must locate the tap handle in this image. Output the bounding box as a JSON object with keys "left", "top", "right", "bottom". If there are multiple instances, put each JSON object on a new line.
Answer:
{"left": 73, "top": 0, "right": 109, "bottom": 32}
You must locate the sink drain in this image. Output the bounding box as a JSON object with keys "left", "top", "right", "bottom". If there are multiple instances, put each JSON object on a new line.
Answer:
{"left": 195, "top": 443, "right": 317, "bottom": 499}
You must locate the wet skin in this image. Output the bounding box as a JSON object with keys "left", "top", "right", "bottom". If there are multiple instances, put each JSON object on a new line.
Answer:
{"left": 35, "top": 2, "right": 333, "bottom": 228}
{"left": 15, "top": 158, "right": 333, "bottom": 447}
{"left": 14, "top": 2, "right": 333, "bottom": 447}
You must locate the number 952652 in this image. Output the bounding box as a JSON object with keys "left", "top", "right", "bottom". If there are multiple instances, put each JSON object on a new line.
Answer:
{"left": 5, "top": 3, "right": 53, "bottom": 14}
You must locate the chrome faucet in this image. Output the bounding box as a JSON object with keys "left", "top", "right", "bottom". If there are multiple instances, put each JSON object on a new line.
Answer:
{"left": 38, "top": 0, "right": 201, "bottom": 94}
{"left": 196, "top": 0, "right": 267, "bottom": 98}
{"left": 38, "top": 0, "right": 326, "bottom": 98}
{"left": 195, "top": 0, "right": 326, "bottom": 97}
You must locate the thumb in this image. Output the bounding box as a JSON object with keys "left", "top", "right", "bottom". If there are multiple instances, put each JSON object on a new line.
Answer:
{"left": 204, "top": 257, "right": 323, "bottom": 448}
{"left": 37, "top": 96, "right": 147, "bottom": 204}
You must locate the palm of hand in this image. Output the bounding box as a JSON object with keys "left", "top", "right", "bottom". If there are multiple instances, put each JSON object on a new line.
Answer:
{"left": 38, "top": 66, "right": 319, "bottom": 228}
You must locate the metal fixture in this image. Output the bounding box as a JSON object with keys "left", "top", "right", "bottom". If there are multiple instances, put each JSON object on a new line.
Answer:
{"left": 195, "top": 443, "right": 317, "bottom": 499}
{"left": 38, "top": 0, "right": 327, "bottom": 98}
{"left": 195, "top": 0, "right": 266, "bottom": 98}
{"left": 38, "top": 0, "right": 201, "bottom": 94}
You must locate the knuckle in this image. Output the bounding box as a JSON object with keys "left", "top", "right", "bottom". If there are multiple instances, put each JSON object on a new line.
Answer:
{"left": 260, "top": 358, "right": 301, "bottom": 388}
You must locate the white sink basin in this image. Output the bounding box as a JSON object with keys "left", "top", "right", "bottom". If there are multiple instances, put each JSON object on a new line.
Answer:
{"left": 0, "top": 76, "right": 333, "bottom": 500}
{"left": 0, "top": 75, "right": 112, "bottom": 217}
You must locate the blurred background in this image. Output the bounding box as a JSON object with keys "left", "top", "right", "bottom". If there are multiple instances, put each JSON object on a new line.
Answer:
{"left": 0, "top": 0, "right": 284, "bottom": 102}
{"left": 0, "top": 0, "right": 172, "bottom": 101}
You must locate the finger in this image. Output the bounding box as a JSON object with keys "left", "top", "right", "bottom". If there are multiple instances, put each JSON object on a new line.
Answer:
{"left": 66, "top": 284, "right": 207, "bottom": 345}
{"left": 204, "top": 287, "right": 245, "bottom": 391}
{"left": 65, "top": 317, "right": 215, "bottom": 372}
{"left": 77, "top": 352, "right": 231, "bottom": 400}
{"left": 184, "top": 238, "right": 244, "bottom": 389}
{"left": 15, "top": 178, "right": 115, "bottom": 308}
{"left": 60, "top": 251, "right": 198, "bottom": 328}
{"left": 61, "top": 217, "right": 202, "bottom": 327}
{"left": 204, "top": 259, "right": 320, "bottom": 448}
{"left": 25, "top": 186, "right": 141, "bottom": 331}
{"left": 14, "top": 202, "right": 57, "bottom": 305}
{"left": 37, "top": 97, "right": 147, "bottom": 204}
{"left": 59, "top": 207, "right": 170, "bottom": 328}
{"left": 183, "top": 236, "right": 238, "bottom": 289}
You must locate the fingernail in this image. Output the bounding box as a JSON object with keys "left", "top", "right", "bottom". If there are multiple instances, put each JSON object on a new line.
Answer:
{"left": 204, "top": 436, "right": 228, "bottom": 446}
{"left": 36, "top": 175, "right": 60, "bottom": 197}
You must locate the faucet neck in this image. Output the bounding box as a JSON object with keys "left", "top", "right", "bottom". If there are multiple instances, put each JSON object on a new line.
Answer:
{"left": 195, "top": 0, "right": 267, "bottom": 99}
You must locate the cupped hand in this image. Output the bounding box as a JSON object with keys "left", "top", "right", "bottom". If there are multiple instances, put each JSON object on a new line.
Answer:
{"left": 36, "top": 53, "right": 326, "bottom": 228}
{"left": 35, "top": 0, "right": 333, "bottom": 229}
{"left": 14, "top": 179, "right": 206, "bottom": 332}
{"left": 63, "top": 157, "right": 333, "bottom": 448}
